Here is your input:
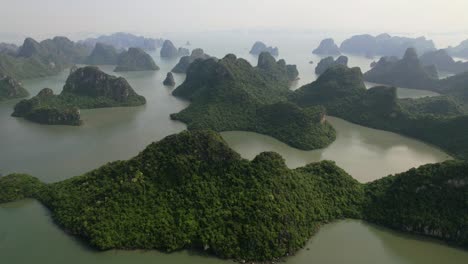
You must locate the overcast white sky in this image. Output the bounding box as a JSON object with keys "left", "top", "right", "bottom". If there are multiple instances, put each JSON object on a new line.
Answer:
{"left": 1, "top": 0, "right": 467, "bottom": 39}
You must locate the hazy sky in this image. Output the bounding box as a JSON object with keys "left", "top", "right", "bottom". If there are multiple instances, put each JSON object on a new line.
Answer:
{"left": 2, "top": 0, "right": 468, "bottom": 38}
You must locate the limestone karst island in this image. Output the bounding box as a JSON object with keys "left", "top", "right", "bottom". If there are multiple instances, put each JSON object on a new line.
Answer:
{"left": 1, "top": 1, "right": 467, "bottom": 264}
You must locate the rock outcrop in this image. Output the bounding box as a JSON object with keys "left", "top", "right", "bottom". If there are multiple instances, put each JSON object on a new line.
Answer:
{"left": 0, "top": 76, "right": 29, "bottom": 101}
{"left": 172, "top": 48, "right": 215, "bottom": 73}
{"left": 85, "top": 43, "right": 119, "bottom": 65}
{"left": 178, "top": 47, "right": 190, "bottom": 57}
{"left": 315, "top": 56, "right": 349, "bottom": 75}
{"left": 313, "top": 38, "right": 341, "bottom": 56}
{"left": 114, "top": 48, "right": 159, "bottom": 72}
{"left": 163, "top": 72, "right": 175, "bottom": 87}
{"left": 249, "top": 41, "right": 279, "bottom": 57}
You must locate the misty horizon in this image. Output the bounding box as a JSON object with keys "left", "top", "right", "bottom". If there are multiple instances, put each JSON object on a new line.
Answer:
{"left": 2, "top": 0, "right": 468, "bottom": 47}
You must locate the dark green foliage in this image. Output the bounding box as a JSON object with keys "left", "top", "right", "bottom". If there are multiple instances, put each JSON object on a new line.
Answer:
{"left": 37, "top": 130, "right": 362, "bottom": 261}
{"left": 364, "top": 160, "right": 468, "bottom": 247}
{"left": 0, "top": 174, "right": 44, "bottom": 203}
{"left": 0, "top": 76, "right": 29, "bottom": 101}
{"left": 1, "top": 130, "right": 466, "bottom": 259}
{"left": 114, "top": 48, "right": 159, "bottom": 72}
{"left": 255, "top": 102, "right": 336, "bottom": 150}
{"left": 171, "top": 53, "right": 334, "bottom": 150}
{"left": 12, "top": 67, "right": 145, "bottom": 125}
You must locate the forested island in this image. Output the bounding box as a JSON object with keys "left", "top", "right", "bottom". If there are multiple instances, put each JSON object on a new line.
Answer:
{"left": 171, "top": 52, "right": 336, "bottom": 150}
{"left": 0, "top": 130, "right": 466, "bottom": 262}
{"left": 12, "top": 66, "right": 145, "bottom": 125}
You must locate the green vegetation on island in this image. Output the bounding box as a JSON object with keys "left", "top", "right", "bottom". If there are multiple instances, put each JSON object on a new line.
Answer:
{"left": 0, "top": 75, "right": 29, "bottom": 101}
{"left": 171, "top": 52, "right": 335, "bottom": 150}
{"left": 12, "top": 66, "right": 145, "bottom": 125}
{"left": 1, "top": 130, "right": 466, "bottom": 260}
{"left": 0, "top": 130, "right": 363, "bottom": 261}
{"left": 364, "top": 160, "right": 468, "bottom": 248}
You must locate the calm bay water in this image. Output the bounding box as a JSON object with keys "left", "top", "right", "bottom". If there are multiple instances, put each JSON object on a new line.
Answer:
{"left": 0, "top": 32, "right": 466, "bottom": 263}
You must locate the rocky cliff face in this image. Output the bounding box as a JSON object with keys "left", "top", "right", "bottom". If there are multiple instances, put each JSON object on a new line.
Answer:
{"left": 0, "top": 76, "right": 29, "bottom": 101}
{"left": 313, "top": 38, "right": 341, "bottom": 56}
{"left": 249, "top": 41, "right": 279, "bottom": 56}
{"left": 114, "top": 47, "right": 159, "bottom": 72}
